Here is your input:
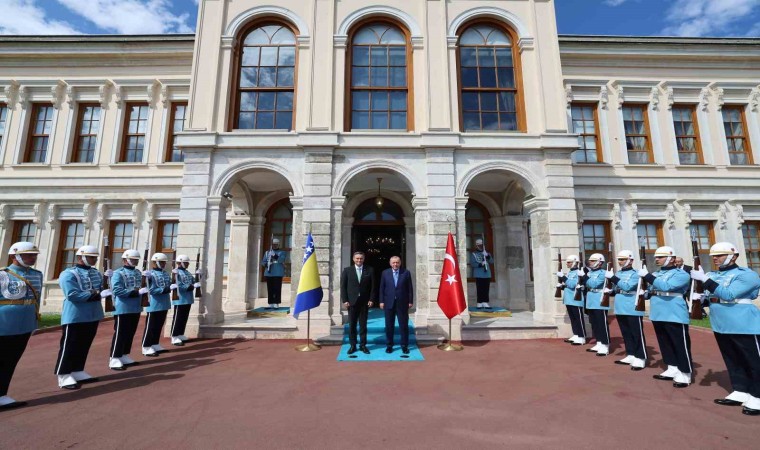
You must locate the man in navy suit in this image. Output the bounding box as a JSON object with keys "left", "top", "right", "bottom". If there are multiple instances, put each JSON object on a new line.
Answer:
{"left": 379, "top": 256, "right": 414, "bottom": 354}
{"left": 340, "top": 252, "right": 376, "bottom": 355}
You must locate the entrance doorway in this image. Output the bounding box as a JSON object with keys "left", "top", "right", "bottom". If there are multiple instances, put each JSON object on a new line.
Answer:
{"left": 351, "top": 197, "right": 406, "bottom": 287}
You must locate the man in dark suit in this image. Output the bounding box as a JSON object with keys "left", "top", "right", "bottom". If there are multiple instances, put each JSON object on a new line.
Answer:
{"left": 379, "top": 256, "right": 414, "bottom": 354}
{"left": 340, "top": 252, "right": 376, "bottom": 355}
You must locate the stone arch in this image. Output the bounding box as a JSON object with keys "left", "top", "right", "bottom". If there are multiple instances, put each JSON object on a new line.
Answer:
{"left": 332, "top": 160, "right": 424, "bottom": 198}
{"left": 336, "top": 5, "right": 422, "bottom": 40}
{"left": 502, "top": 180, "right": 527, "bottom": 215}
{"left": 447, "top": 6, "right": 532, "bottom": 40}
{"left": 465, "top": 191, "right": 502, "bottom": 218}
{"left": 343, "top": 189, "right": 415, "bottom": 219}
{"left": 457, "top": 161, "right": 546, "bottom": 199}
{"left": 212, "top": 160, "right": 302, "bottom": 198}
{"left": 224, "top": 5, "right": 310, "bottom": 39}
{"left": 253, "top": 190, "right": 292, "bottom": 218}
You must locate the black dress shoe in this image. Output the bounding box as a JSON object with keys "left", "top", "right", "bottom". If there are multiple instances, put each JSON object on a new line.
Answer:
{"left": 172, "top": 342, "right": 185, "bottom": 347}
{"left": 586, "top": 348, "right": 597, "bottom": 353}
{"left": 653, "top": 374, "right": 674, "bottom": 381}
{"left": 144, "top": 353, "right": 159, "bottom": 357}
{"left": 563, "top": 338, "right": 574, "bottom": 343}
{"left": 61, "top": 383, "right": 80, "bottom": 390}
{"left": 673, "top": 382, "right": 689, "bottom": 388}
{"left": 347, "top": 346, "right": 357, "bottom": 355}
{"left": 78, "top": 377, "right": 100, "bottom": 384}
{"left": 630, "top": 366, "right": 644, "bottom": 371}
{"left": 110, "top": 366, "right": 127, "bottom": 371}
{"left": 385, "top": 347, "right": 393, "bottom": 354}
{"left": 714, "top": 398, "right": 744, "bottom": 406}
{"left": 596, "top": 352, "right": 608, "bottom": 357}
{"left": 402, "top": 346, "right": 409, "bottom": 354}
{"left": 360, "top": 346, "right": 370, "bottom": 354}
{"left": 614, "top": 360, "right": 630, "bottom": 365}
{"left": 571, "top": 342, "right": 582, "bottom": 346}
{"left": 0, "top": 401, "right": 27, "bottom": 410}
{"left": 742, "top": 407, "right": 760, "bottom": 416}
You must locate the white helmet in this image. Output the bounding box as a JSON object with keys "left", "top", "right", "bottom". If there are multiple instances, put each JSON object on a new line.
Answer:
{"left": 587, "top": 253, "right": 605, "bottom": 269}
{"left": 176, "top": 254, "right": 191, "bottom": 263}
{"left": 475, "top": 239, "right": 483, "bottom": 245}
{"left": 565, "top": 255, "right": 579, "bottom": 263}
{"left": 151, "top": 253, "right": 169, "bottom": 262}
{"left": 616, "top": 250, "right": 634, "bottom": 260}
{"left": 122, "top": 249, "right": 141, "bottom": 259}
{"left": 76, "top": 245, "right": 99, "bottom": 257}
{"left": 9, "top": 241, "right": 40, "bottom": 255}
{"left": 654, "top": 246, "right": 676, "bottom": 257}
{"left": 709, "top": 242, "right": 739, "bottom": 256}
{"left": 272, "top": 238, "right": 280, "bottom": 245}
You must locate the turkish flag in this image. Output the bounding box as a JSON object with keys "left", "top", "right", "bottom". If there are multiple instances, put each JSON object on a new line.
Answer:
{"left": 437, "top": 232, "right": 467, "bottom": 319}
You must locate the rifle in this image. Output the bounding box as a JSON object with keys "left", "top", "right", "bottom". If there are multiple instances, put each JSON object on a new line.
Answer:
{"left": 481, "top": 233, "right": 489, "bottom": 273}
{"left": 689, "top": 237, "right": 705, "bottom": 320}
{"left": 601, "top": 242, "right": 614, "bottom": 307}
{"left": 102, "top": 237, "right": 115, "bottom": 313}
{"left": 574, "top": 248, "right": 586, "bottom": 301}
{"left": 170, "top": 248, "right": 179, "bottom": 301}
{"left": 635, "top": 245, "right": 648, "bottom": 312}
{"left": 266, "top": 235, "right": 274, "bottom": 273}
{"left": 140, "top": 245, "right": 150, "bottom": 308}
{"left": 194, "top": 247, "right": 202, "bottom": 298}
{"left": 554, "top": 251, "right": 563, "bottom": 298}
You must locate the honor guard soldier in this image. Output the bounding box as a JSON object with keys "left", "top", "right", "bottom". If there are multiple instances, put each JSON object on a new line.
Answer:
{"left": 606, "top": 250, "right": 647, "bottom": 370}
{"left": 557, "top": 255, "right": 586, "bottom": 345}
{"left": 470, "top": 238, "right": 492, "bottom": 309}
{"left": 583, "top": 253, "right": 610, "bottom": 356}
{"left": 141, "top": 253, "right": 172, "bottom": 356}
{"left": 0, "top": 242, "right": 42, "bottom": 409}
{"left": 108, "top": 249, "right": 144, "bottom": 371}
{"left": 690, "top": 242, "right": 760, "bottom": 416}
{"left": 639, "top": 246, "right": 693, "bottom": 388}
{"left": 261, "top": 238, "right": 287, "bottom": 309}
{"left": 55, "top": 245, "right": 106, "bottom": 390}
{"left": 170, "top": 254, "right": 199, "bottom": 346}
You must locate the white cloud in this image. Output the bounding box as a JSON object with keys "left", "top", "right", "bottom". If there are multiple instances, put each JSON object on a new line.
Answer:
{"left": 603, "top": 0, "right": 629, "bottom": 6}
{"left": 0, "top": 0, "right": 80, "bottom": 35}
{"left": 56, "top": 0, "right": 194, "bottom": 34}
{"left": 661, "top": 0, "right": 760, "bottom": 37}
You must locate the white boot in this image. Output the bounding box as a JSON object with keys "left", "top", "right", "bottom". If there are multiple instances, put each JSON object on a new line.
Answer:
{"left": 618, "top": 355, "right": 634, "bottom": 364}
{"left": 725, "top": 391, "right": 751, "bottom": 404}
{"left": 171, "top": 337, "right": 183, "bottom": 345}
{"left": 596, "top": 344, "right": 609, "bottom": 355}
{"left": 152, "top": 344, "right": 166, "bottom": 352}
{"left": 659, "top": 365, "right": 679, "bottom": 378}
{"left": 178, "top": 335, "right": 188, "bottom": 342}
{"left": 573, "top": 336, "right": 586, "bottom": 345}
{"left": 483, "top": 302, "right": 492, "bottom": 309}
{"left": 630, "top": 358, "right": 646, "bottom": 370}
{"left": 142, "top": 346, "right": 157, "bottom": 356}
{"left": 744, "top": 395, "right": 760, "bottom": 412}
{"left": 57, "top": 374, "right": 78, "bottom": 388}
{"left": 0, "top": 395, "right": 18, "bottom": 406}
{"left": 673, "top": 371, "right": 691, "bottom": 386}
{"left": 120, "top": 354, "right": 136, "bottom": 365}
{"left": 590, "top": 342, "right": 601, "bottom": 351}
{"left": 108, "top": 358, "right": 125, "bottom": 370}
{"left": 71, "top": 371, "right": 96, "bottom": 382}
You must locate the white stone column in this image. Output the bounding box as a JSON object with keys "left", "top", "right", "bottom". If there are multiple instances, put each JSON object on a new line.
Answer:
{"left": 203, "top": 196, "right": 229, "bottom": 324}
{"left": 505, "top": 216, "right": 530, "bottom": 311}
{"left": 330, "top": 197, "right": 347, "bottom": 326}
{"left": 412, "top": 197, "right": 430, "bottom": 329}
{"left": 224, "top": 214, "right": 252, "bottom": 317}
{"left": 248, "top": 215, "right": 264, "bottom": 302}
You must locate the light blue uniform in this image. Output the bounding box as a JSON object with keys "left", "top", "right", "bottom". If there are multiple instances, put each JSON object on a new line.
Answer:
{"left": 146, "top": 268, "right": 171, "bottom": 312}
{"left": 173, "top": 268, "right": 195, "bottom": 306}
{"left": 705, "top": 266, "right": 760, "bottom": 334}
{"left": 647, "top": 267, "right": 690, "bottom": 324}
{"left": 59, "top": 265, "right": 105, "bottom": 325}
{"left": 562, "top": 268, "right": 583, "bottom": 307}
{"left": 584, "top": 269, "right": 608, "bottom": 310}
{"left": 111, "top": 266, "right": 143, "bottom": 315}
{"left": 261, "top": 250, "right": 288, "bottom": 278}
{"left": 612, "top": 268, "right": 643, "bottom": 317}
{"left": 469, "top": 251, "right": 492, "bottom": 279}
{"left": 0, "top": 265, "right": 43, "bottom": 336}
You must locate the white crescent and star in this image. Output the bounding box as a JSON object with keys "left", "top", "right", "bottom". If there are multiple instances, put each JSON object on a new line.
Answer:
{"left": 445, "top": 274, "right": 458, "bottom": 285}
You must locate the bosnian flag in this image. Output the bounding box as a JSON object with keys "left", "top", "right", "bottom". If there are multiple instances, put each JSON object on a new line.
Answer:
{"left": 293, "top": 232, "right": 323, "bottom": 318}
{"left": 437, "top": 232, "right": 467, "bottom": 319}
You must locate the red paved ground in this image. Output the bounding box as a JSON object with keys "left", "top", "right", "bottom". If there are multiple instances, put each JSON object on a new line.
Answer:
{"left": 2, "top": 318, "right": 759, "bottom": 449}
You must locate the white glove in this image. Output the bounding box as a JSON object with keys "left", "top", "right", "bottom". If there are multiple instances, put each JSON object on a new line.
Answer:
{"left": 195, "top": 270, "right": 202, "bottom": 276}
{"left": 143, "top": 271, "right": 152, "bottom": 279}
{"left": 556, "top": 283, "right": 563, "bottom": 288}
{"left": 638, "top": 267, "right": 649, "bottom": 277}
{"left": 193, "top": 282, "right": 201, "bottom": 288}
{"left": 483, "top": 251, "right": 489, "bottom": 258}
{"left": 604, "top": 270, "right": 614, "bottom": 279}
{"left": 104, "top": 269, "right": 114, "bottom": 277}
{"left": 138, "top": 287, "right": 149, "bottom": 295}
{"left": 172, "top": 268, "right": 178, "bottom": 274}
{"left": 690, "top": 292, "right": 704, "bottom": 302}
{"left": 556, "top": 271, "right": 564, "bottom": 278}
{"left": 170, "top": 284, "right": 178, "bottom": 290}
{"left": 637, "top": 289, "right": 646, "bottom": 297}
{"left": 603, "top": 288, "right": 613, "bottom": 294}
{"left": 100, "top": 289, "right": 113, "bottom": 298}
{"left": 690, "top": 267, "right": 708, "bottom": 282}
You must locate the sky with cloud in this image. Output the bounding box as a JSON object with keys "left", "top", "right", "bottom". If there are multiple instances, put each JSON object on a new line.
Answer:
{"left": 0, "top": 0, "right": 758, "bottom": 37}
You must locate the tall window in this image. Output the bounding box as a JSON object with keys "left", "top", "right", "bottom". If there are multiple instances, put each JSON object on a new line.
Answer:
{"left": 348, "top": 22, "right": 410, "bottom": 130}
{"left": 571, "top": 103, "right": 601, "bottom": 163}
{"left": 56, "top": 221, "right": 85, "bottom": 276}
{"left": 623, "top": 105, "right": 653, "bottom": 164}
{"left": 465, "top": 201, "right": 494, "bottom": 280}
{"left": 672, "top": 105, "right": 702, "bottom": 165}
{"left": 12, "top": 221, "right": 37, "bottom": 261}
{"left": 263, "top": 200, "right": 292, "bottom": 281}
{"left": 458, "top": 23, "right": 521, "bottom": 132}
{"left": 722, "top": 106, "right": 753, "bottom": 165}
{"left": 72, "top": 104, "right": 101, "bottom": 163}
{"left": 119, "top": 102, "right": 149, "bottom": 163}
{"left": 637, "top": 221, "right": 663, "bottom": 268}
{"left": 742, "top": 222, "right": 760, "bottom": 274}
{"left": 234, "top": 23, "right": 295, "bottom": 130}
{"left": 581, "top": 221, "right": 612, "bottom": 263}
{"left": 0, "top": 103, "right": 7, "bottom": 147}
{"left": 689, "top": 221, "right": 715, "bottom": 271}
{"left": 108, "top": 221, "right": 133, "bottom": 269}
{"left": 25, "top": 104, "right": 54, "bottom": 163}
{"left": 157, "top": 221, "right": 179, "bottom": 264}
{"left": 166, "top": 102, "right": 187, "bottom": 162}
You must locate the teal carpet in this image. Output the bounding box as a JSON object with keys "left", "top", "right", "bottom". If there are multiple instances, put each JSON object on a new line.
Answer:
{"left": 337, "top": 309, "right": 424, "bottom": 362}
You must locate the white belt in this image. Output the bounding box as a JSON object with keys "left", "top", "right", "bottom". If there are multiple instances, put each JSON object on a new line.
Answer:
{"left": 653, "top": 291, "right": 682, "bottom": 297}
{"left": 618, "top": 290, "right": 636, "bottom": 295}
{"left": 588, "top": 288, "right": 603, "bottom": 293}
{"left": 713, "top": 299, "right": 753, "bottom": 305}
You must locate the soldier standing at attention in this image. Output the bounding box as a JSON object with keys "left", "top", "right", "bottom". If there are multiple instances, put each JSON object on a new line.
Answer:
{"left": 170, "top": 254, "right": 199, "bottom": 346}
{"left": 0, "top": 242, "right": 43, "bottom": 409}
{"left": 55, "top": 245, "right": 106, "bottom": 390}
{"left": 583, "top": 253, "right": 610, "bottom": 356}
{"left": 141, "top": 253, "right": 172, "bottom": 357}
{"left": 108, "top": 249, "right": 144, "bottom": 371}
{"left": 691, "top": 242, "right": 760, "bottom": 416}
{"left": 557, "top": 255, "right": 586, "bottom": 345}
{"left": 606, "top": 250, "right": 646, "bottom": 370}
{"left": 470, "top": 238, "right": 492, "bottom": 309}
{"left": 261, "top": 238, "right": 287, "bottom": 309}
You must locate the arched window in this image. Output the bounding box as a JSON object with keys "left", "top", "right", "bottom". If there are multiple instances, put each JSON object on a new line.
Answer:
{"left": 262, "top": 199, "right": 293, "bottom": 281}
{"left": 354, "top": 198, "right": 404, "bottom": 224}
{"left": 465, "top": 200, "right": 494, "bottom": 280}
{"left": 457, "top": 23, "right": 523, "bottom": 132}
{"left": 232, "top": 23, "right": 296, "bottom": 130}
{"left": 347, "top": 22, "right": 411, "bottom": 131}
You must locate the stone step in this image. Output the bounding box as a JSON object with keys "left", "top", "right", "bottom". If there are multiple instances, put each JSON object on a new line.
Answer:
{"left": 462, "top": 319, "right": 559, "bottom": 340}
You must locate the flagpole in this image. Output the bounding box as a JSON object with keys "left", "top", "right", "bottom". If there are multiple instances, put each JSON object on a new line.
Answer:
{"left": 295, "top": 309, "right": 321, "bottom": 352}
{"left": 437, "top": 318, "right": 464, "bottom": 351}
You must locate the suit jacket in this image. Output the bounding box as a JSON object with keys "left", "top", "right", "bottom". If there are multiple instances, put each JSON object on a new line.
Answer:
{"left": 379, "top": 268, "right": 413, "bottom": 310}
{"left": 340, "top": 265, "right": 376, "bottom": 306}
